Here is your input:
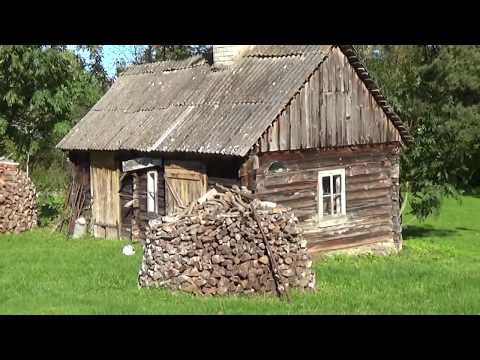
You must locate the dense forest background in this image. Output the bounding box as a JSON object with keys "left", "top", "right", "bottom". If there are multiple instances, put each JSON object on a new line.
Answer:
{"left": 0, "top": 45, "right": 478, "bottom": 226}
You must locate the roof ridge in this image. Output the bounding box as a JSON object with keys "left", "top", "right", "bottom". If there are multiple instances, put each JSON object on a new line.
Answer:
{"left": 244, "top": 45, "right": 329, "bottom": 58}
{"left": 120, "top": 55, "right": 207, "bottom": 76}
{"left": 245, "top": 53, "right": 304, "bottom": 59}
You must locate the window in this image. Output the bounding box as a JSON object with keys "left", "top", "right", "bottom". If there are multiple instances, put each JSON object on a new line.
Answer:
{"left": 147, "top": 170, "right": 158, "bottom": 214}
{"left": 267, "top": 161, "right": 288, "bottom": 174}
{"left": 318, "top": 169, "right": 346, "bottom": 220}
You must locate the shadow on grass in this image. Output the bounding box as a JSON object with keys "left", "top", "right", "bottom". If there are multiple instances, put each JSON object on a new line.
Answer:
{"left": 455, "top": 227, "right": 479, "bottom": 232}
{"left": 403, "top": 225, "right": 457, "bottom": 240}
{"left": 465, "top": 188, "right": 480, "bottom": 198}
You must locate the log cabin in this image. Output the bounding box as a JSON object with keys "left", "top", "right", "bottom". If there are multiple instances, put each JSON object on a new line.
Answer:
{"left": 57, "top": 45, "right": 412, "bottom": 255}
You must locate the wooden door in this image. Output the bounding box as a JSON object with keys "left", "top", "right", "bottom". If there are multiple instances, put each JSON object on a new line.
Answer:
{"left": 164, "top": 161, "right": 207, "bottom": 215}
{"left": 90, "top": 152, "right": 121, "bottom": 239}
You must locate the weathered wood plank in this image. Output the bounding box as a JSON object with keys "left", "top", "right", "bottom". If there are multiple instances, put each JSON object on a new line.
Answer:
{"left": 326, "top": 93, "right": 336, "bottom": 147}
{"left": 90, "top": 152, "right": 121, "bottom": 239}
{"left": 307, "top": 233, "right": 393, "bottom": 254}
{"left": 269, "top": 120, "right": 279, "bottom": 152}
{"left": 278, "top": 109, "right": 290, "bottom": 151}
{"left": 259, "top": 151, "right": 380, "bottom": 168}
{"left": 290, "top": 97, "right": 300, "bottom": 150}
{"left": 260, "top": 132, "right": 268, "bottom": 153}
{"left": 310, "top": 69, "right": 320, "bottom": 148}
{"left": 299, "top": 86, "right": 308, "bottom": 149}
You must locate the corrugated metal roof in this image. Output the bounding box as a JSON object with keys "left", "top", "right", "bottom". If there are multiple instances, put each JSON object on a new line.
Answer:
{"left": 58, "top": 45, "right": 332, "bottom": 156}
{"left": 57, "top": 45, "right": 410, "bottom": 156}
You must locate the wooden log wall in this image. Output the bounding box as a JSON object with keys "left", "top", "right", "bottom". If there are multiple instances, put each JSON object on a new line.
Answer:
{"left": 257, "top": 47, "right": 402, "bottom": 152}
{"left": 254, "top": 144, "right": 402, "bottom": 254}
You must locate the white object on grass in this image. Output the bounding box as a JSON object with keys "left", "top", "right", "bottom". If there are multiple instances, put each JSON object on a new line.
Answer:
{"left": 122, "top": 245, "right": 135, "bottom": 256}
{"left": 72, "top": 217, "right": 87, "bottom": 239}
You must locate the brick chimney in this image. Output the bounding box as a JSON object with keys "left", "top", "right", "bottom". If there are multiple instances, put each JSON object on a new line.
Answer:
{"left": 213, "top": 45, "right": 254, "bottom": 67}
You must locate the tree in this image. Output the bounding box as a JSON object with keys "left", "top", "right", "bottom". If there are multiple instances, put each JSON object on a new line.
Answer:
{"left": 75, "top": 45, "right": 111, "bottom": 90}
{"left": 113, "top": 45, "right": 213, "bottom": 77}
{"left": 359, "top": 45, "right": 480, "bottom": 219}
{"left": 0, "top": 45, "right": 103, "bottom": 176}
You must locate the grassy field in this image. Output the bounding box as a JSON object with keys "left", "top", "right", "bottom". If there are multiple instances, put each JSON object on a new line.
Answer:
{"left": 1, "top": 195, "right": 480, "bottom": 315}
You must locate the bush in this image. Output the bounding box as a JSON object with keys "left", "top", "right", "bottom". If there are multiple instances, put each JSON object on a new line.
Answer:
{"left": 31, "top": 159, "right": 69, "bottom": 227}
{"left": 37, "top": 191, "right": 65, "bottom": 227}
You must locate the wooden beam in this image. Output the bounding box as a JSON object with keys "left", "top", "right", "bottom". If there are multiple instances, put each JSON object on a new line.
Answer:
{"left": 122, "top": 157, "right": 163, "bottom": 172}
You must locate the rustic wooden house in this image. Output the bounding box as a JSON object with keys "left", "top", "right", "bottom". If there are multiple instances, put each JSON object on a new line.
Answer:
{"left": 57, "top": 45, "right": 412, "bottom": 255}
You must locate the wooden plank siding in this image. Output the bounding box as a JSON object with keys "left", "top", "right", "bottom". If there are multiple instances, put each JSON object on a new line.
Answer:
{"left": 254, "top": 144, "right": 402, "bottom": 254}
{"left": 90, "top": 152, "right": 121, "bottom": 239}
{"left": 257, "top": 47, "right": 402, "bottom": 152}
{"left": 164, "top": 161, "right": 207, "bottom": 215}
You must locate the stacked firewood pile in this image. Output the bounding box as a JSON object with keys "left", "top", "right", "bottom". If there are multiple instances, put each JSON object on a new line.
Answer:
{"left": 138, "top": 185, "right": 315, "bottom": 296}
{"left": 0, "top": 160, "right": 37, "bottom": 233}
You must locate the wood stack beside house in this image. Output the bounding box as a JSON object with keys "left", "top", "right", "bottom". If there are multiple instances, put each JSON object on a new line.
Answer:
{"left": 0, "top": 158, "right": 37, "bottom": 233}
{"left": 57, "top": 45, "right": 411, "bottom": 255}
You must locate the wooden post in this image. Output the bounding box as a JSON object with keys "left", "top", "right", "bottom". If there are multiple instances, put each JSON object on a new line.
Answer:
{"left": 250, "top": 203, "right": 290, "bottom": 302}
{"left": 131, "top": 173, "right": 140, "bottom": 242}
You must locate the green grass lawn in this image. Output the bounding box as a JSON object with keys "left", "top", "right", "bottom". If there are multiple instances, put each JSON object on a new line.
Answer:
{"left": 1, "top": 195, "right": 480, "bottom": 314}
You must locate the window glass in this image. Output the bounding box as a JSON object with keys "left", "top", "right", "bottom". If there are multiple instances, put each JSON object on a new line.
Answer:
{"left": 318, "top": 169, "right": 346, "bottom": 220}
{"left": 323, "top": 197, "right": 332, "bottom": 216}
{"left": 333, "top": 194, "right": 342, "bottom": 215}
{"left": 268, "top": 161, "right": 288, "bottom": 174}
{"left": 333, "top": 175, "right": 341, "bottom": 194}
{"left": 147, "top": 170, "right": 158, "bottom": 214}
{"left": 322, "top": 177, "right": 331, "bottom": 195}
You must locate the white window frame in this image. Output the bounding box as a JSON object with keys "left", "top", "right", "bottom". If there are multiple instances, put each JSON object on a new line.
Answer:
{"left": 317, "top": 168, "right": 346, "bottom": 222}
{"left": 147, "top": 170, "right": 158, "bottom": 215}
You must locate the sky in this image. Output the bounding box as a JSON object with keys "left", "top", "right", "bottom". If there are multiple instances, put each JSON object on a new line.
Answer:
{"left": 102, "top": 46, "right": 143, "bottom": 77}
{"left": 68, "top": 45, "right": 144, "bottom": 78}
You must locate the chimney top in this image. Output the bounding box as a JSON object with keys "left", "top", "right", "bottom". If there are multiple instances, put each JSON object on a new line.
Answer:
{"left": 212, "top": 45, "right": 253, "bottom": 67}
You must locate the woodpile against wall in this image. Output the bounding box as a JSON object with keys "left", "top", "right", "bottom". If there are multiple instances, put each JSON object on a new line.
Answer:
{"left": 0, "top": 161, "right": 37, "bottom": 234}
{"left": 138, "top": 186, "right": 315, "bottom": 296}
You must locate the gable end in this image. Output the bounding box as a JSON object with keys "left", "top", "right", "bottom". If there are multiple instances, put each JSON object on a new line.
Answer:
{"left": 255, "top": 46, "right": 412, "bottom": 153}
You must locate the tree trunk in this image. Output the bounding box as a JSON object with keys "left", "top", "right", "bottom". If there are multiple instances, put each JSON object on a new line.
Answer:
{"left": 399, "top": 181, "right": 409, "bottom": 216}
{"left": 26, "top": 150, "right": 30, "bottom": 178}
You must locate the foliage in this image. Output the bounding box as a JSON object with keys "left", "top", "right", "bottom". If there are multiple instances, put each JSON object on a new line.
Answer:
{"left": 31, "top": 161, "right": 69, "bottom": 226}
{"left": 0, "top": 45, "right": 104, "bottom": 226}
{"left": 0, "top": 46, "right": 103, "bottom": 176}
{"left": 37, "top": 191, "right": 65, "bottom": 227}
{"left": 358, "top": 45, "right": 480, "bottom": 219}
{"left": 1, "top": 195, "right": 479, "bottom": 314}
{"left": 75, "top": 45, "right": 111, "bottom": 90}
